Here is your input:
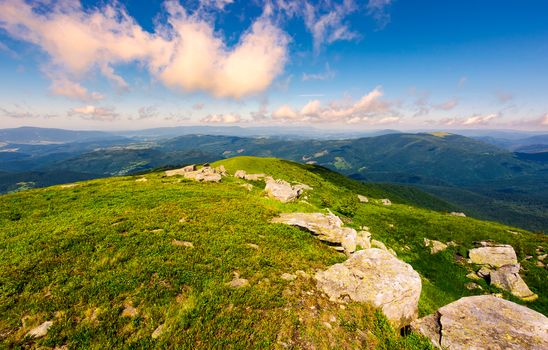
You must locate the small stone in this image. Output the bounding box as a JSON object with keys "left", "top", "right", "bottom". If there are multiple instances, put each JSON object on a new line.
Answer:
{"left": 151, "top": 229, "right": 164, "bottom": 233}
{"left": 536, "top": 261, "right": 545, "bottom": 268}
{"left": 464, "top": 282, "right": 482, "bottom": 290}
{"left": 450, "top": 212, "right": 466, "bottom": 217}
{"left": 135, "top": 178, "right": 147, "bottom": 182}
{"left": 424, "top": 238, "right": 448, "bottom": 254}
{"left": 245, "top": 243, "right": 259, "bottom": 250}
{"left": 227, "top": 273, "right": 249, "bottom": 288}
{"left": 538, "top": 254, "right": 547, "bottom": 261}
{"left": 152, "top": 324, "right": 165, "bottom": 339}
{"left": 381, "top": 198, "right": 392, "bottom": 206}
{"left": 281, "top": 273, "right": 296, "bottom": 281}
{"left": 27, "top": 320, "right": 53, "bottom": 338}
{"left": 477, "top": 266, "right": 493, "bottom": 278}
{"left": 122, "top": 305, "right": 138, "bottom": 317}
{"left": 466, "top": 272, "right": 481, "bottom": 280}
{"left": 240, "top": 183, "right": 253, "bottom": 191}
{"left": 357, "top": 195, "right": 369, "bottom": 203}
{"left": 172, "top": 240, "right": 194, "bottom": 248}
{"left": 322, "top": 322, "right": 332, "bottom": 329}
{"left": 295, "top": 270, "right": 310, "bottom": 278}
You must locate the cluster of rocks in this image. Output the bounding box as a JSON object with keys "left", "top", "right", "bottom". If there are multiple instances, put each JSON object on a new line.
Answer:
{"left": 449, "top": 211, "right": 466, "bottom": 217}
{"left": 467, "top": 241, "right": 537, "bottom": 301}
{"left": 271, "top": 212, "right": 370, "bottom": 255}
{"left": 272, "top": 211, "right": 421, "bottom": 329}
{"left": 411, "top": 295, "right": 548, "bottom": 349}
{"left": 165, "top": 164, "right": 227, "bottom": 182}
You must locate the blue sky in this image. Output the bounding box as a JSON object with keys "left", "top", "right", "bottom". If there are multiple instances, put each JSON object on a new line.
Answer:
{"left": 0, "top": 0, "right": 547, "bottom": 130}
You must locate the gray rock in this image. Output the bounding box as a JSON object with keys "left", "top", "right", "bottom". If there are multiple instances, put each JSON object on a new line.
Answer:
{"left": 172, "top": 240, "right": 194, "bottom": 248}
{"left": 265, "top": 178, "right": 307, "bottom": 202}
{"left": 315, "top": 248, "right": 421, "bottom": 329}
{"left": 227, "top": 272, "right": 249, "bottom": 288}
{"left": 449, "top": 212, "right": 466, "bottom": 217}
{"left": 27, "top": 320, "right": 53, "bottom": 338}
{"left": 381, "top": 198, "right": 392, "bottom": 206}
{"left": 151, "top": 324, "right": 165, "bottom": 339}
{"left": 424, "top": 238, "right": 448, "bottom": 254}
{"left": 357, "top": 195, "right": 369, "bottom": 203}
{"left": 490, "top": 264, "right": 538, "bottom": 301}
{"left": 281, "top": 273, "right": 297, "bottom": 281}
{"left": 271, "top": 212, "right": 361, "bottom": 255}
{"left": 468, "top": 244, "right": 518, "bottom": 267}
{"left": 411, "top": 295, "right": 548, "bottom": 349}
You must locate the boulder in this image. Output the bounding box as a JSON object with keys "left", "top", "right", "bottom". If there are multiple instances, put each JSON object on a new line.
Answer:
{"left": 357, "top": 195, "right": 369, "bottom": 203}
{"left": 468, "top": 244, "right": 518, "bottom": 267}
{"left": 424, "top": 238, "right": 448, "bottom": 254}
{"left": 264, "top": 178, "right": 304, "bottom": 203}
{"left": 450, "top": 212, "right": 466, "bottom": 217}
{"left": 234, "top": 169, "right": 265, "bottom": 180}
{"left": 234, "top": 170, "right": 247, "bottom": 178}
{"left": 490, "top": 264, "right": 538, "bottom": 301}
{"left": 227, "top": 272, "right": 248, "bottom": 288}
{"left": 271, "top": 212, "right": 361, "bottom": 255}
{"left": 381, "top": 198, "right": 392, "bottom": 206}
{"left": 315, "top": 248, "right": 421, "bottom": 329}
{"left": 411, "top": 295, "right": 548, "bottom": 349}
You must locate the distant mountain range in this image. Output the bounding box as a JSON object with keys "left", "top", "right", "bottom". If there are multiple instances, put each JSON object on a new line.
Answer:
{"left": 1, "top": 126, "right": 547, "bottom": 231}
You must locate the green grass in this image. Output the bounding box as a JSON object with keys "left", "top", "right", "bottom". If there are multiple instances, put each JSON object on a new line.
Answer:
{"left": 0, "top": 156, "right": 545, "bottom": 349}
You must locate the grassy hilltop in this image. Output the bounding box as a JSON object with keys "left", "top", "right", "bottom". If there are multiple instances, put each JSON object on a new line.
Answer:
{"left": 1, "top": 156, "right": 546, "bottom": 349}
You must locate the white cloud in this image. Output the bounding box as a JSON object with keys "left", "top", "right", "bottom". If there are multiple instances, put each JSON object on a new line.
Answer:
{"left": 199, "top": 0, "right": 234, "bottom": 11}
{"left": 542, "top": 113, "right": 548, "bottom": 126}
{"left": 49, "top": 77, "right": 104, "bottom": 101}
{"left": 439, "top": 113, "right": 499, "bottom": 127}
{"left": 271, "top": 86, "right": 398, "bottom": 124}
{"left": 302, "top": 0, "right": 359, "bottom": 53}
{"left": 0, "top": 0, "right": 289, "bottom": 99}
{"left": 200, "top": 113, "right": 243, "bottom": 123}
{"left": 68, "top": 105, "right": 118, "bottom": 121}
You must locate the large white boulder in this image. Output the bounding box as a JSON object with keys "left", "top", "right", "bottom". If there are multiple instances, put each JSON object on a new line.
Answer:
{"left": 468, "top": 244, "right": 518, "bottom": 267}
{"left": 411, "top": 295, "right": 548, "bottom": 349}
{"left": 315, "top": 248, "right": 422, "bottom": 328}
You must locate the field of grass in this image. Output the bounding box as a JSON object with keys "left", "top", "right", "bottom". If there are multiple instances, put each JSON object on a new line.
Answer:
{"left": 1, "top": 156, "right": 546, "bottom": 349}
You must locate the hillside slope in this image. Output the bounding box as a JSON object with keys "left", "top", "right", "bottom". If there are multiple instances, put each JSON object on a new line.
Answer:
{"left": 1, "top": 157, "right": 546, "bottom": 349}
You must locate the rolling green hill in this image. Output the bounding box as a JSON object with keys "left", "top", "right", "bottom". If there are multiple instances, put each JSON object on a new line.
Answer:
{"left": 1, "top": 133, "right": 547, "bottom": 231}
{"left": 1, "top": 157, "right": 546, "bottom": 349}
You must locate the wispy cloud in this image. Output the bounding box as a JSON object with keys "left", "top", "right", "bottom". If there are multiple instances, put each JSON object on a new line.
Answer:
{"left": 137, "top": 106, "right": 159, "bottom": 120}
{"left": 438, "top": 113, "right": 499, "bottom": 127}
{"left": 495, "top": 90, "right": 513, "bottom": 103}
{"left": 366, "top": 0, "right": 393, "bottom": 28}
{"left": 200, "top": 113, "right": 243, "bottom": 123}
{"left": 68, "top": 105, "right": 119, "bottom": 121}
{"left": 302, "top": 63, "right": 335, "bottom": 81}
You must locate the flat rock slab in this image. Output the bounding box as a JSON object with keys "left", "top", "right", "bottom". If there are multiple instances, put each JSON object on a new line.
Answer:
{"left": 411, "top": 295, "right": 548, "bottom": 349}
{"left": 271, "top": 212, "right": 364, "bottom": 254}
{"left": 315, "top": 248, "right": 421, "bottom": 329}
{"left": 468, "top": 245, "right": 517, "bottom": 267}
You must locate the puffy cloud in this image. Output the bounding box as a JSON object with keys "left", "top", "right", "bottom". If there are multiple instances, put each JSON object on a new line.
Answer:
{"left": 68, "top": 105, "right": 118, "bottom": 121}
{"left": 271, "top": 86, "right": 399, "bottom": 124}
{"left": 200, "top": 113, "right": 243, "bottom": 123}
{"left": 0, "top": 0, "right": 288, "bottom": 99}
{"left": 160, "top": 3, "right": 288, "bottom": 98}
